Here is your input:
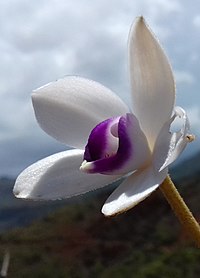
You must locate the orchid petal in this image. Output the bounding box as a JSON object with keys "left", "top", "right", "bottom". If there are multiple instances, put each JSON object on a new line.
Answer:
{"left": 32, "top": 76, "right": 129, "bottom": 149}
{"left": 154, "top": 106, "right": 193, "bottom": 171}
{"left": 13, "top": 149, "right": 119, "bottom": 200}
{"left": 102, "top": 166, "right": 167, "bottom": 216}
{"left": 129, "top": 17, "right": 175, "bottom": 149}
{"left": 81, "top": 113, "right": 151, "bottom": 175}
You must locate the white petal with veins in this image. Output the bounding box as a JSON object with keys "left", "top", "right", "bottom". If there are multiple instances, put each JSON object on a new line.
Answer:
{"left": 32, "top": 76, "right": 129, "bottom": 149}
{"left": 13, "top": 149, "right": 119, "bottom": 200}
{"left": 102, "top": 166, "right": 167, "bottom": 216}
{"left": 129, "top": 17, "right": 175, "bottom": 150}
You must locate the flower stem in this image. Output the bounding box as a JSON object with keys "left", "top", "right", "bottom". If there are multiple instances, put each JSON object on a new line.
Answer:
{"left": 160, "top": 175, "right": 200, "bottom": 247}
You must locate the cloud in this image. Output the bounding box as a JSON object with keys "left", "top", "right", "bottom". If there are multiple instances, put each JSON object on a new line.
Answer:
{"left": 174, "top": 70, "right": 195, "bottom": 85}
{"left": 193, "top": 14, "right": 200, "bottom": 27}
{"left": 0, "top": 0, "right": 200, "bottom": 176}
{"left": 187, "top": 106, "right": 200, "bottom": 132}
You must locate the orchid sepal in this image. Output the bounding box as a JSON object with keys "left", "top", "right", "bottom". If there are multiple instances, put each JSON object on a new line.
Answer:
{"left": 129, "top": 17, "right": 175, "bottom": 150}
{"left": 102, "top": 166, "right": 168, "bottom": 216}
{"left": 32, "top": 76, "right": 129, "bottom": 150}
{"left": 13, "top": 149, "right": 119, "bottom": 200}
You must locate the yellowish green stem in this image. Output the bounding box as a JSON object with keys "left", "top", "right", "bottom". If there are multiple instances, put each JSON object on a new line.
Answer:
{"left": 160, "top": 175, "right": 200, "bottom": 248}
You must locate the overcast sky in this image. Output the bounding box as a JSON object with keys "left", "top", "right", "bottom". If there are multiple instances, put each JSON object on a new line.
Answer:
{"left": 0, "top": 0, "right": 200, "bottom": 177}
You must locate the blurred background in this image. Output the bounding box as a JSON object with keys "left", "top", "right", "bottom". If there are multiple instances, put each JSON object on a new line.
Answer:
{"left": 0, "top": 0, "right": 200, "bottom": 277}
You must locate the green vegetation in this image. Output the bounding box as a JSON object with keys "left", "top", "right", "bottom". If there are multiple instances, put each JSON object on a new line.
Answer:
{"left": 0, "top": 162, "right": 200, "bottom": 277}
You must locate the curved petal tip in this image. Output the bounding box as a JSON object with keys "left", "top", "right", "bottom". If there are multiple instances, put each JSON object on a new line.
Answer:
{"left": 129, "top": 16, "right": 175, "bottom": 149}
{"left": 102, "top": 167, "right": 167, "bottom": 217}
{"left": 13, "top": 149, "right": 119, "bottom": 200}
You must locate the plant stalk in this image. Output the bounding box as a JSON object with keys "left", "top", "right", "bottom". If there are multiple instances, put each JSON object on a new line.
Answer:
{"left": 160, "top": 175, "right": 200, "bottom": 247}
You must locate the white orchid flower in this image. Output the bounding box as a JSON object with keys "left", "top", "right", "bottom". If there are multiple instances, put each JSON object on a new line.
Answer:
{"left": 13, "top": 17, "right": 192, "bottom": 217}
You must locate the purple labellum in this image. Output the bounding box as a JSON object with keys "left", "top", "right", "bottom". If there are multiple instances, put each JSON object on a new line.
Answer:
{"left": 84, "top": 117, "right": 120, "bottom": 162}
{"left": 81, "top": 113, "right": 139, "bottom": 175}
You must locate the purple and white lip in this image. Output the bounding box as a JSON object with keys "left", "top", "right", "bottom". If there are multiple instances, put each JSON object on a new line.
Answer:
{"left": 80, "top": 113, "right": 151, "bottom": 175}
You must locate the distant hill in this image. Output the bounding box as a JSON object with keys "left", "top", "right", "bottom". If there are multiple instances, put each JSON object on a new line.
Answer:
{"left": 0, "top": 177, "right": 69, "bottom": 233}
{"left": 170, "top": 151, "right": 200, "bottom": 182}
{"left": 0, "top": 151, "right": 199, "bottom": 234}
